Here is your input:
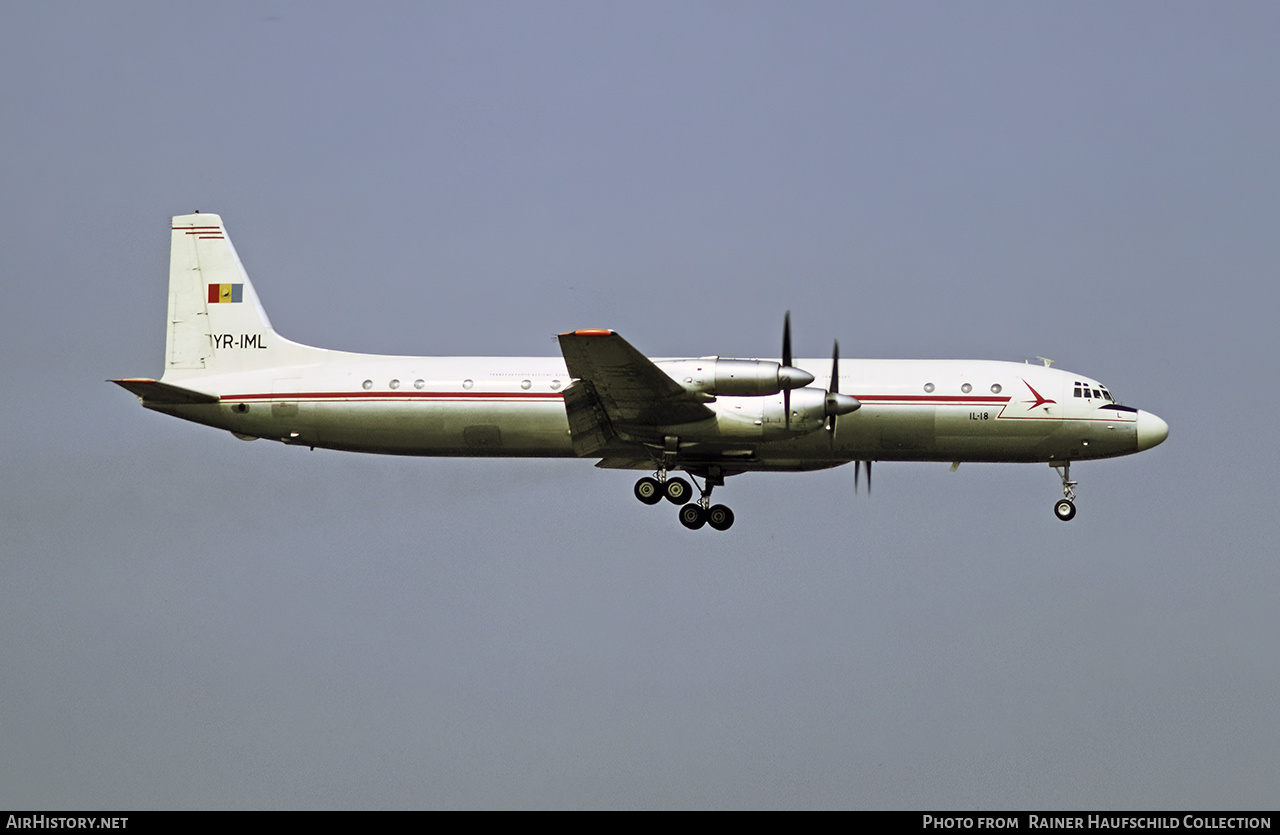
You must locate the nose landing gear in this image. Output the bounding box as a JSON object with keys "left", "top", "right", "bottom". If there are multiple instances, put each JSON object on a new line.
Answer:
{"left": 1051, "top": 461, "right": 1078, "bottom": 521}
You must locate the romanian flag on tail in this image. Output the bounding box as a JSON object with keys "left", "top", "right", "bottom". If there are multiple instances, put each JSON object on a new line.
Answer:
{"left": 208, "top": 283, "right": 243, "bottom": 303}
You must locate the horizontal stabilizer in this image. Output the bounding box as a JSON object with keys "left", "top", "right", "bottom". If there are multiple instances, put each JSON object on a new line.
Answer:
{"left": 111, "top": 378, "right": 220, "bottom": 404}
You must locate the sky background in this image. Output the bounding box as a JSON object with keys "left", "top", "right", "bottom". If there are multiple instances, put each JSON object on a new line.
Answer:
{"left": 2, "top": 1, "right": 1277, "bottom": 810}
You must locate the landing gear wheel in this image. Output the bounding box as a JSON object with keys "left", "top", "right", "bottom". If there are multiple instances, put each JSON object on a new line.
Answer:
{"left": 706, "top": 504, "right": 735, "bottom": 531}
{"left": 634, "top": 477, "right": 663, "bottom": 505}
{"left": 664, "top": 477, "right": 692, "bottom": 505}
{"left": 1054, "top": 499, "right": 1077, "bottom": 522}
{"left": 678, "top": 503, "right": 707, "bottom": 530}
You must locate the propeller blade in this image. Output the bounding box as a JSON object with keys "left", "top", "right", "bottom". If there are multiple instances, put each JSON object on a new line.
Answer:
{"left": 855, "top": 460, "right": 860, "bottom": 493}
{"left": 867, "top": 460, "right": 872, "bottom": 494}
{"left": 830, "top": 339, "right": 840, "bottom": 395}
{"left": 827, "top": 339, "right": 840, "bottom": 434}
{"left": 783, "top": 312, "right": 792, "bottom": 430}
{"left": 782, "top": 311, "right": 793, "bottom": 368}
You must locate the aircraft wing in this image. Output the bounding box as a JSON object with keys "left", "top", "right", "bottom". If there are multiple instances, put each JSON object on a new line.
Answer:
{"left": 557, "top": 330, "right": 714, "bottom": 448}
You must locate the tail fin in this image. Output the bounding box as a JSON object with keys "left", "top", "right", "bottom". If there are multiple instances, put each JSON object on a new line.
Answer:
{"left": 163, "top": 213, "right": 323, "bottom": 378}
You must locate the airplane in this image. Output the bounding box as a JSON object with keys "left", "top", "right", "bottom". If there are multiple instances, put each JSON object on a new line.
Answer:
{"left": 114, "top": 213, "right": 1168, "bottom": 530}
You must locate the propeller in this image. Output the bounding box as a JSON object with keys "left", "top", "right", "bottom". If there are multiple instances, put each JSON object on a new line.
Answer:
{"left": 827, "top": 339, "right": 871, "bottom": 491}
{"left": 781, "top": 312, "right": 858, "bottom": 432}
{"left": 824, "top": 338, "right": 860, "bottom": 433}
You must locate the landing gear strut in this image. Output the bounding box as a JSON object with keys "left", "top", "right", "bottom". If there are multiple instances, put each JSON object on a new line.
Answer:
{"left": 1051, "top": 461, "right": 1078, "bottom": 522}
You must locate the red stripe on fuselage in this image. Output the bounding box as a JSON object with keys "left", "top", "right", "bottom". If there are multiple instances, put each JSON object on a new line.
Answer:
{"left": 218, "top": 391, "right": 1007, "bottom": 404}
{"left": 856, "top": 395, "right": 1011, "bottom": 404}
{"left": 220, "top": 391, "right": 566, "bottom": 402}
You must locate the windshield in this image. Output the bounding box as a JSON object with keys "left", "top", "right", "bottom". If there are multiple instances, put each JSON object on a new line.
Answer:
{"left": 1073, "top": 381, "right": 1115, "bottom": 402}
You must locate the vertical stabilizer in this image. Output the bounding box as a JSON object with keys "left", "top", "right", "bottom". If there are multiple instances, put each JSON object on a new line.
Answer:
{"left": 163, "top": 214, "right": 322, "bottom": 379}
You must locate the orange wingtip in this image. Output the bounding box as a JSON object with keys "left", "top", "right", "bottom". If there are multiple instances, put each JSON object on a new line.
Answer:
{"left": 562, "top": 328, "right": 613, "bottom": 337}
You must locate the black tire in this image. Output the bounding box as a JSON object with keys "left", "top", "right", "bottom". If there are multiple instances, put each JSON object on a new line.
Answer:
{"left": 634, "top": 477, "right": 663, "bottom": 505}
{"left": 678, "top": 503, "right": 707, "bottom": 530}
{"left": 664, "top": 477, "right": 692, "bottom": 505}
{"left": 707, "top": 504, "right": 735, "bottom": 531}
{"left": 1054, "top": 499, "right": 1077, "bottom": 521}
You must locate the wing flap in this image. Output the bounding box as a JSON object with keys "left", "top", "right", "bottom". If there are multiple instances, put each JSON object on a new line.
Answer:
{"left": 561, "top": 380, "right": 616, "bottom": 456}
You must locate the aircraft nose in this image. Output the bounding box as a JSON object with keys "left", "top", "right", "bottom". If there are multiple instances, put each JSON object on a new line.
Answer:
{"left": 1136, "top": 410, "right": 1169, "bottom": 451}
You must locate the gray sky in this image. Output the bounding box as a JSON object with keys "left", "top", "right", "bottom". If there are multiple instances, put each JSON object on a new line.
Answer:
{"left": 2, "top": 1, "right": 1277, "bottom": 810}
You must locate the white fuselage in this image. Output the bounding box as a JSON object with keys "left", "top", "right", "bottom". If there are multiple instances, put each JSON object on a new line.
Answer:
{"left": 149, "top": 352, "right": 1155, "bottom": 470}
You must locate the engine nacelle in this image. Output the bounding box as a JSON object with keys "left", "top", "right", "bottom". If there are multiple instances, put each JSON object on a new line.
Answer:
{"left": 659, "top": 358, "right": 814, "bottom": 397}
{"left": 759, "top": 387, "right": 862, "bottom": 437}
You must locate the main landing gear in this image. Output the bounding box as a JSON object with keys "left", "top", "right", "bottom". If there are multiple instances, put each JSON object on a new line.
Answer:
{"left": 634, "top": 469, "right": 734, "bottom": 531}
{"left": 1051, "top": 461, "right": 1078, "bottom": 522}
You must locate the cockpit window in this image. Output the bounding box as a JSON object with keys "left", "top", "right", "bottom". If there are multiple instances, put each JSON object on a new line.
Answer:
{"left": 1074, "top": 381, "right": 1117, "bottom": 403}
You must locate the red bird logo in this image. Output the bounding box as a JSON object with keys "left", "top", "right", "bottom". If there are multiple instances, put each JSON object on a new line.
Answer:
{"left": 1021, "top": 379, "right": 1056, "bottom": 411}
